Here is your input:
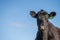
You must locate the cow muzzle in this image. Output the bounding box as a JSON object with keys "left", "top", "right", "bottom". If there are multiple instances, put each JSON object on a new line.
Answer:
{"left": 40, "top": 26, "right": 46, "bottom": 31}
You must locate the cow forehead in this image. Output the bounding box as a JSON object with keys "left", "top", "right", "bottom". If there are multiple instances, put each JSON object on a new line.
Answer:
{"left": 37, "top": 10, "right": 48, "bottom": 14}
{"left": 37, "top": 11, "right": 48, "bottom": 15}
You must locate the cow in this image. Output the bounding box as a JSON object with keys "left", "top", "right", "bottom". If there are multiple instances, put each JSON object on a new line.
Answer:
{"left": 30, "top": 9, "right": 60, "bottom": 40}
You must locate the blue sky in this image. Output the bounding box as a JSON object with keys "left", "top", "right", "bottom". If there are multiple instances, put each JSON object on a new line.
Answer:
{"left": 0, "top": 0, "right": 60, "bottom": 40}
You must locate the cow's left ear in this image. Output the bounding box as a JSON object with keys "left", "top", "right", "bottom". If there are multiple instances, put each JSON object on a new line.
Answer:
{"left": 49, "top": 12, "right": 56, "bottom": 19}
{"left": 30, "top": 11, "right": 37, "bottom": 18}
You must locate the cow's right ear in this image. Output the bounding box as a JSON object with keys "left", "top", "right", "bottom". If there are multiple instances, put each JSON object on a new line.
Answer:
{"left": 48, "top": 12, "right": 56, "bottom": 19}
{"left": 30, "top": 11, "right": 37, "bottom": 18}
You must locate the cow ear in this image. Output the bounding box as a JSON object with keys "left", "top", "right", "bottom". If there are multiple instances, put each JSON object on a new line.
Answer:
{"left": 30, "top": 11, "right": 37, "bottom": 18}
{"left": 49, "top": 12, "right": 56, "bottom": 19}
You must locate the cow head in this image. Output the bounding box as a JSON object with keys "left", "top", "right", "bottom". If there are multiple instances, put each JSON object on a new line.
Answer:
{"left": 30, "top": 9, "right": 56, "bottom": 31}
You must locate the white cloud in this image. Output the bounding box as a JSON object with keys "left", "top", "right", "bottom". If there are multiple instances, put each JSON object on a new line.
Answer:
{"left": 11, "top": 22, "right": 27, "bottom": 28}
{"left": 10, "top": 22, "right": 37, "bottom": 28}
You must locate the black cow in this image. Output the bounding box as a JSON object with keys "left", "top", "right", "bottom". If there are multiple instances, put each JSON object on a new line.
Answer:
{"left": 30, "top": 9, "right": 60, "bottom": 40}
